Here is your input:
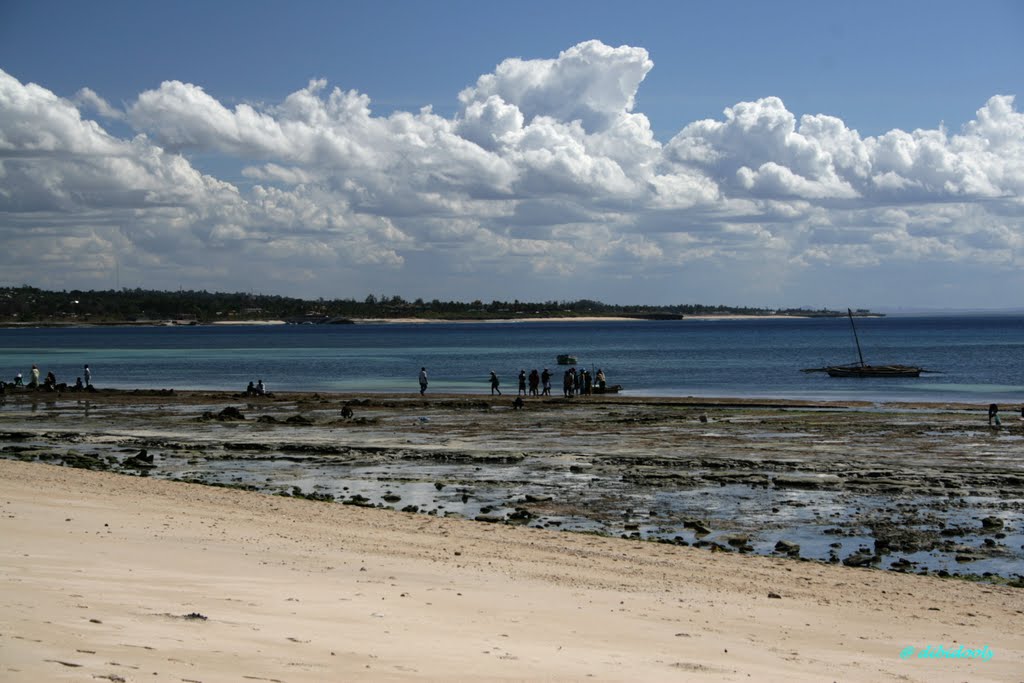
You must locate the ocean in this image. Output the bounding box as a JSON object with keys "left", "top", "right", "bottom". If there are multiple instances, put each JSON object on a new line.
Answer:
{"left": 1, "top": 315, "right": 1023, "bottom": 404}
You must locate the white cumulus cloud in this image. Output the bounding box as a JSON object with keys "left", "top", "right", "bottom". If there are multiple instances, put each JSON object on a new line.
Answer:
{"left": 1, "top": 40, "right": 1022, "bottom": 306}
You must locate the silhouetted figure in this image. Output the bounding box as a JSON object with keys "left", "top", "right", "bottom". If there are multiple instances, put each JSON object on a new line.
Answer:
{"left": 489, "top": 371, "right": 501, "bottom": 395}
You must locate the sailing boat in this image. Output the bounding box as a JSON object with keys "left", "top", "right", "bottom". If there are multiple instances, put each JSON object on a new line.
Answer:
{"left": 803, "top": 310, "right": 924, "bottom": 378}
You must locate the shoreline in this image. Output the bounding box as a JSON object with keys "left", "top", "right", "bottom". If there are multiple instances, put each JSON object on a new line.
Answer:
{"left": 1, "top": 458, "right": 1021, "bottom": 682}
{"left": 0, "top": 385, "right": 1003, "bottom": 411}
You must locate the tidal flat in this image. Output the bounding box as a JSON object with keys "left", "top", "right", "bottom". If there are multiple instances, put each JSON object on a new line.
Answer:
{"left": 1, "top": 389, "right": 1021, "bottom": 582}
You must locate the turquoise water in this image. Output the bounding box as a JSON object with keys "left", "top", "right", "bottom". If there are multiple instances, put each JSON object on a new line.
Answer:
{"left": 1, "top": 315, "right": 1022, "bottom": 402}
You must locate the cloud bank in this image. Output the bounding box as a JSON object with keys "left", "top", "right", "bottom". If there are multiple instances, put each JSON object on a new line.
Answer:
{"left": 1, "top": 40, "right": 1022, "bottom": 306}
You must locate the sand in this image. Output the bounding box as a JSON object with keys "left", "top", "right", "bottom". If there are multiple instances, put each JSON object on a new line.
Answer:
{"left": 1, "top": 456, "right": 1021, "bottom": 682}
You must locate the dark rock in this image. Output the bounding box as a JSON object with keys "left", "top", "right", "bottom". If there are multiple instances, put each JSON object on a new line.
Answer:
{"left": 123, "top": 449, "right": 156, "bottom": 469}
{"left": 474, "top": 514, "right": 505, "bottom": 523}
{"left": 774, "top": 540, "right": 800, "bottom": 555}
{"left": 285, "top": 414, "right": 312, "bottom": 425}
{"left": 981, "top": 516, "right": 1004, "bottom": 530}
{"left": 773, "top": 475, "right": 841, "bottom": 490}
{"left": 683, "top": 520, "right": 711, "bottom": 535}
{"left": 842, "top": 551, "right": 879, "bottom": 567}
{"left": 767, "top": 592, "right": 782, "bottom": 599}
{"left": 382, "top": 493, "right": 402, "bottom": 503}
{"left": 204, "top": 406, "right": 245, "bottom": 421}
{"left": 507, "top": 509, "right": 533, "bottom": 525}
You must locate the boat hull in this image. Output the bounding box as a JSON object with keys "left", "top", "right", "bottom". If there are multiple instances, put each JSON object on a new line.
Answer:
{"left": 825, "top": 365, "right": 921, "bottom": 378}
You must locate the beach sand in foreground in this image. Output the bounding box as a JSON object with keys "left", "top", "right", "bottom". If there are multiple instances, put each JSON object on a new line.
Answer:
{"left": 1, "top": 459, "right": 1020, "bottom": 682}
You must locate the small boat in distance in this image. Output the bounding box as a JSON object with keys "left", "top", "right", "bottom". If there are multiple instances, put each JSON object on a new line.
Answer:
{"left": 556, "top": 354, "right": 578, "bottom": 365}
{"left": 802, "top": 309, "right": 926, "bottom": 378}
{"left": 821, "top": 364, "right": 922, "bottom": 378}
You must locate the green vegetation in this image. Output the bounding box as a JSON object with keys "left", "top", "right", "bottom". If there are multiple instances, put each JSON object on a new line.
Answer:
{"left": 0, "top": 286, "right": 874, "bottom": 324}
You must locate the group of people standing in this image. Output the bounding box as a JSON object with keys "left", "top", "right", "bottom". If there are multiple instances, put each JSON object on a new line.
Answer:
{"left": 488, "top": 367, "right": 607, "bottom": 397}
{"left": 4, "top": 364, "right": 92, "bottom": 392}
{"left": 555, "top": 366, "right": 606, "bottom": 397}
{"left": 487, "top": 369, "right": 548, "bottom": 396}
{"left": 416, "top": 366, "right": 608, "bottom": 398}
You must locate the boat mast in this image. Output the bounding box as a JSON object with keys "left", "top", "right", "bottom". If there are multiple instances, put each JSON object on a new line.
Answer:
{"left": 847, "top": 308, "right": 866, "bottom": 367}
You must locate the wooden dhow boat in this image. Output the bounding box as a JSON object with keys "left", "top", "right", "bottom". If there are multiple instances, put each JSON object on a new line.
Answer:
{"left": 802, "top": 309, "right": 927, "bottom": 378}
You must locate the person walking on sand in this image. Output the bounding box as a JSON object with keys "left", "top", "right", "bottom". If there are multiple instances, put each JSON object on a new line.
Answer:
{"left": 518, "top": 369, "right": 527, "bottom": 396}
{"left": 84, "top": 364, "right": 91, "bottom": 387}
{"left": 29, "top": 364, "right": 39, "bottom": 389}
{"left": 419, "top": 367, "right": 428, "bottom": 395}
{"left": 529, "top": 369, "right": 539, "bottom": 397}
{"left": 489, "top": 371, "right": 501, "bottom": 395}
{"left": 541, "top": 368, "right": 551, "bottom": 396}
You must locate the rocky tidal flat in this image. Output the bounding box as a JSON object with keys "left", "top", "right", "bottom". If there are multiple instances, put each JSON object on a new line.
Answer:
{"left": 1, "top": 389, "right": 1022, "bottom": 583}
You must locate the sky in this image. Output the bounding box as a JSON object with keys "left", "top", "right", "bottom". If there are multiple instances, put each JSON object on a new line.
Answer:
{"left": 1, "top": 0, "right": 1023, "bottom": 310}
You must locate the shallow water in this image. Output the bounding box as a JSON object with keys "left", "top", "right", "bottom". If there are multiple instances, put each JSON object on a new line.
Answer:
{"left": 2, "top": 315, "right": 1023, "bottom": 403}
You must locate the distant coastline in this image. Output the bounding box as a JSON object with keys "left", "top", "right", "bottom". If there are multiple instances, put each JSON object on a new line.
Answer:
{"left": 1, "top": 313, "right": 849, "bottom": 328}
{"left": 0, "top": 285, "right": 884, "bottom": 327}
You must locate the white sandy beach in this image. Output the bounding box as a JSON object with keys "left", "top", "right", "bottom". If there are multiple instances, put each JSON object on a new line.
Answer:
{"left": 1, "top": 459, "right": 1020, "bottom": 682}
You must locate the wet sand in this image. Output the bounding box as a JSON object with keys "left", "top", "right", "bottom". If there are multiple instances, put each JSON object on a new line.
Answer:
{"left": 1, "top": 389, "right": 1023, "bottom": 681}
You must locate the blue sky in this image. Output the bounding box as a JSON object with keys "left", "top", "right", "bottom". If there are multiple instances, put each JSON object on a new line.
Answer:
{"left": 1, "top": 0, "right": 1023, "bottom": 309}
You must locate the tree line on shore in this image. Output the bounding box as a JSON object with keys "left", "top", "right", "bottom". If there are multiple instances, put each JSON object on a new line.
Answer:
{"left": 0, "top": 286, "right": 874, "bottom": 324}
